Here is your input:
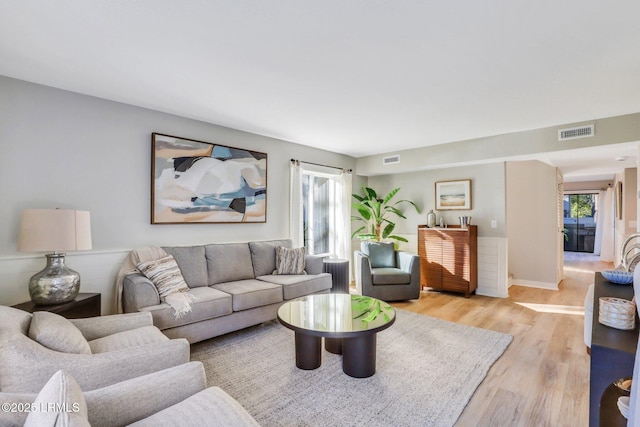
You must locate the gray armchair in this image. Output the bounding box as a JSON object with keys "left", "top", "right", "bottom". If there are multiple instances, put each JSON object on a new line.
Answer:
{"left": 0, "top": 306, "right": 190, "bottom": 393}
{"left": 354, "top": 241, "right": 421, "bottom": 301}
{"left": 0, "top": 362, "right": 260, "bottom": 427}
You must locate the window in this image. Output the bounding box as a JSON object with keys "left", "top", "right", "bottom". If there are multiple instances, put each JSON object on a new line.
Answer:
{"left": 303, "top": 172, "right": 336, "bottom": 255}
{"left": 290, "top": 161, "right": 351, "bottom": 260}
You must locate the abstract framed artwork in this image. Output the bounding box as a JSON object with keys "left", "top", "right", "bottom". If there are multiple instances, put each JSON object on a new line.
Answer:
{"left": 435, "top": 179, "right": 472, "bottom": 210}
{"left": 151, "top": 133, "right": 267, "bottom": 224}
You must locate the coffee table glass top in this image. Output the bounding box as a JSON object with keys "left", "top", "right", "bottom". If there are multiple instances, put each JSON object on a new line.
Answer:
{"left": 277, "top": 294, "right": 395, "bottom": 334}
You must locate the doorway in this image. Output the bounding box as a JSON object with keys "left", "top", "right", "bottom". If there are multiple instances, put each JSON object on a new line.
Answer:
{"left": 563, "top": 193, "right": 597, "bottom": 252}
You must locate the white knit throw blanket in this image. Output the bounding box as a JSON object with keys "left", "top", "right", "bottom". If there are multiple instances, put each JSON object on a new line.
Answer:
{"left": 114, "top": 246, "right": 195, "bottom": 318}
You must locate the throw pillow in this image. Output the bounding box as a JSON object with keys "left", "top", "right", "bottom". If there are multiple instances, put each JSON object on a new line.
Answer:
{"left": 24, "top": 370, "right": 89, "bottom": 427}
{"left": 361, "top": 241, "right": 396, "bottom": 268}
{"left": 273, "top": 246, "right": 306, "bottom": 275}
{"left": 28, "top": 311, "right": 92, "bottom": 354}
{"left": 136, "top": 255, "right": 190, "bottom": 299}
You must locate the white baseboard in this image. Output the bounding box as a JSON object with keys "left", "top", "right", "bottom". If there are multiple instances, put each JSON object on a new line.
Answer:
{"left": 509, "top": 278, "right": 559, "bottom": 291}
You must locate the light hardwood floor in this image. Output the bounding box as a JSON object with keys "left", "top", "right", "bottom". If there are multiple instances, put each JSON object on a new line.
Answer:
{"left": 390, "top": 252, "right": 614, "bottom": 427}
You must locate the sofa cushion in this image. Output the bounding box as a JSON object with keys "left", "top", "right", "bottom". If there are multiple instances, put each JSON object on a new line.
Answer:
{"left": 248, "top": 239, "right": 292, "bottom": 277}
{"left": 140, "top": 287, "right": 233, "bottom": 330}
{"left": 206, "top": 243, "right": 255, "bottom": 285}
{"left": 371, "top": 268, "right": 411, "bottom": 285}
{"left": 212, "top": 279, "right": 283, "bottom": 311}
{"left": 258, "top": 273, "right": 332, "bottom": 300}
{"left": 88, "top": 325, "right": 168, "bottom": 353}
{"left": 274, "top": 246, "right": 306, "bottom": 275}
{"left": 128, "top": 386, "right": 260, "bottom": 427}
{"left": 136, "top": 255, "right": 190, "bottom": 298}
{"left": 362, "top": 241, "right": 396, "bottom": 268}
{"left": 24, "top": 370, "right": 89, "bottom": 427}
{"left": 163, "top": 246, "right": 208, "bottom": 287}
{"left": 28, "top": 312, "right": 92, "bottom": 354}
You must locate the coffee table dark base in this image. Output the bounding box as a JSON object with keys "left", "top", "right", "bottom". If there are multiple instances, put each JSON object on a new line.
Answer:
{"left": 295, "top": 333, "right": 378, "bottom": 378}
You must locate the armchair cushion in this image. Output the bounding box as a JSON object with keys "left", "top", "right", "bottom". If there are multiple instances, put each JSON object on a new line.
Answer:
{"left": 24, "top": 370, "right": 89, "bottom": 427}
{"left": 371, "top": 268, "right": 411, "bottom": 285}
{"left": 28, "top": 312, "right": 91, "bottom": 355}
{"left": 361, "top": 242, "right": 396, "bottom": 268}
{"left": 273, "top": 246, "right": 306, "bottom": 275}
{"left": 70, "top": 312, "right": 153, "bottom": 341}
{"left": 88, "top": 325, "right": 168, "bottom": 354}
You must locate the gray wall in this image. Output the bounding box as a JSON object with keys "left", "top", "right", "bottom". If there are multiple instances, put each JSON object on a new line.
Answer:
{"left": 0, "top": 76, "right": 356, "bottom": 311}
{"left": 365, "top": 162, "right": 506, "bottom": 239}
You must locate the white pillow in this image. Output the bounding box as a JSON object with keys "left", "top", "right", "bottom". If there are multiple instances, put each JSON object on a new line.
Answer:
{"left": 29, "top": 312, "right": 91, "bottom": 354}
{"left": 136, "top": 255, "right": 190, "bottom": 298}
{"left": 24, "top": 370, "right": 89, "bottom": 427}
{"left": 273, "top": 246, "right": 306, "bottom": 275}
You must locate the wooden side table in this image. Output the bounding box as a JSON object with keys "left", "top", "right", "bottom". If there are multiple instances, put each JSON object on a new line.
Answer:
{"left": 12, "top": 293, "right": 101, "bottom": 319}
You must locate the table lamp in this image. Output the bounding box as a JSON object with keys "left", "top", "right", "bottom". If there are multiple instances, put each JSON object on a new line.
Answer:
{"left": 18, "top": 209, "right": 92, "bottom": 305}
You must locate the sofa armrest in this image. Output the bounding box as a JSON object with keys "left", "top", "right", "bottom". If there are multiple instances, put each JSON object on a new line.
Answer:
{"left": 70, "top": 312, "right": 153, "bottom": 341}
{"left": 305, "top": 254, "right": 327, "bottom": 275}
{"left": 85, "top": 362, "right": 207, "bottom": 427}
{"left": 0, "top": 392, "right": 36, "bottom": 427}
{"left": 1, "top": 334, "right": 190, "bottom": 393}
{"left": 123, "top": 274, "right": 161, "bottom": 312}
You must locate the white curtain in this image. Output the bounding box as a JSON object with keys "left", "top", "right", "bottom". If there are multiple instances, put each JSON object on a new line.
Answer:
{"left": 336, "top": 169, "right": 352, "bottom": 263}
{"left": 595, "top": 187, "right": 615, "bottom": 262}
{"left": 289, "top": 160, "right": 304, "bottom": 247}
{"left": 289, "top": 160, "right": 352, "bottom": 267}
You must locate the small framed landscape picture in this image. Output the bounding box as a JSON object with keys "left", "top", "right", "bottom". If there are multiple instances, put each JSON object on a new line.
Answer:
{"left": 435, "top": 179, "right": 472, "bottom": 210}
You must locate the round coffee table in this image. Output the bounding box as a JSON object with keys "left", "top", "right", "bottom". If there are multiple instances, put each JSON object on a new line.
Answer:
{"left": 277, "top": 294, "right": 396, "bottom": 378}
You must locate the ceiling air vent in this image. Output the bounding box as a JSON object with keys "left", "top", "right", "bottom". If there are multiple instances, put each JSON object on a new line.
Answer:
{"left": 558, "top": 124, "right": 594, "bottom": 141}
{"left": 383, "top": 155, "right": 400, "bottom": 165}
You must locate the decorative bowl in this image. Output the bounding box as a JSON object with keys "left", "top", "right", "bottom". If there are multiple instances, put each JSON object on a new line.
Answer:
{"left": 601, "top": 270, "right": 634, "bottom": 285}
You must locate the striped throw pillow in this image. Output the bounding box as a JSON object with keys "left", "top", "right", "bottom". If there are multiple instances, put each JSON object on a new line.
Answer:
{"left": 137, "top": 255, "right": 190, "bottom": 298}
{"left": 273, "top": 246, "right": 306, "bottom": 275}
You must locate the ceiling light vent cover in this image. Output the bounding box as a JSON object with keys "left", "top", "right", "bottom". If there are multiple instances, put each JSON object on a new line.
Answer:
{"left": 383, "top": 155, "right": 400, "bottom": 165}
{"left": 558, "top": 125, "right": 594, "bottom": 141}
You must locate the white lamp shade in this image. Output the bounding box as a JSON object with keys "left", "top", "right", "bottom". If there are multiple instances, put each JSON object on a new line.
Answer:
{"left": 18, "top": 209, "right": 92, "bottom": 252}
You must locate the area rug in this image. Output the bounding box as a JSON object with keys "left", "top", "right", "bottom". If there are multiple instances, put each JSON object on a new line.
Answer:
{"left": 191, "top": 309, "right": 512, "bottom": 427}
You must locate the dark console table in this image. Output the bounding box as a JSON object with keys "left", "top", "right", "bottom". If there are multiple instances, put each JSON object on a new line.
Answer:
{"left": 12, "top": 292, "right": 101, "bottom": 319}
{"left": 589, "top": 272, "right": 637, "bottom": 426}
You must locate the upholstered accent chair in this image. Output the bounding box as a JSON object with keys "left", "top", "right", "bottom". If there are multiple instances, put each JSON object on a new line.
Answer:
{"left": 354, "top": 241, "right": 421, "bottom": 301}
{"left": 0, "top": 305, "right": 190, "bottom": 394}
{"left": 0, "top": 362, "right": 260, "bottom": 427}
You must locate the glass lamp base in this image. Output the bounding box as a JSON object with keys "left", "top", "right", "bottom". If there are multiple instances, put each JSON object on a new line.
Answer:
{"left": 29, "top": 253, "right": 80, "bottom": 305}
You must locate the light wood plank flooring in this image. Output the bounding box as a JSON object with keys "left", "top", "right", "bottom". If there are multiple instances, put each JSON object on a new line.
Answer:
{"left": 390, "top": 252, "right": 614, "bottom": 427}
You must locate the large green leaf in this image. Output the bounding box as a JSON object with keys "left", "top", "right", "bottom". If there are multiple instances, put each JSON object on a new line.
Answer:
{"left": 389, "top": 235, "right": 409, "bottom": 242}
{"left": 382, "top": 223, "right": 395, "bottom": 239}
{"left": 382, "top": 188, "right": 400, "bottom": 205}
{"left": 364, "top": 186, "right": 378, "bottom": 200}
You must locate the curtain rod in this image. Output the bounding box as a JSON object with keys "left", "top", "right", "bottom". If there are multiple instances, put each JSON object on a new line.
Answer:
{"left": 290, "top": 158, "right": 352, "bottom": 173}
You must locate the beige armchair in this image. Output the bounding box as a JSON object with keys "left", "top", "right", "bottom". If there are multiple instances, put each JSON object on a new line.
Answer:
{"left": 0, "top": 362, "right": 260, "bottom": 427}
{"left": 0, "top": 306, "right": 190, "bottom": 393}
{"left": 354, "top": 241, "right": 421, "bottom": 301}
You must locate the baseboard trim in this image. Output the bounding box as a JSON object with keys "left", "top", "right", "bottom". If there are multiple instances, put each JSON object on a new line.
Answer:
{"left": 509, "top": 278, "right": 559, "bottom": 291}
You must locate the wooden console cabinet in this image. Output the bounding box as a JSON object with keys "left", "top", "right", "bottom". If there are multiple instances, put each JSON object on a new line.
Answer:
{"left": 417, "top": 225, "right": 477, "bottom": 297}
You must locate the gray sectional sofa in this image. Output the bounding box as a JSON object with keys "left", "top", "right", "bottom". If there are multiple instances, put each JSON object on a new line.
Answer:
{"left": 123, "top": 239, "right": 333, "bottom": 343}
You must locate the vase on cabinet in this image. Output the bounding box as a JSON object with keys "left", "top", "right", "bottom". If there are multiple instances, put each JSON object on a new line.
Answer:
{"left": 426, "top": 210, "right": 437, "bottom": 228}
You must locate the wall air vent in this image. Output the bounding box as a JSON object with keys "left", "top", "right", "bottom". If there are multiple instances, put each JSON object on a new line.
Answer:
{"left": 558, "top": 124, "right": 594, "bottom": 141}
{"left": 383, "top": 155, "right": 400, "bottom": 165}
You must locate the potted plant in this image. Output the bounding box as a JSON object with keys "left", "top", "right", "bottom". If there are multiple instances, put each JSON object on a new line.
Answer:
{"left": 351, "top": 186, "right": 420, "bottom": 243}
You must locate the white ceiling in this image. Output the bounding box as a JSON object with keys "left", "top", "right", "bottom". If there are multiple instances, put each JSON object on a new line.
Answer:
{"left": 1, "top": 1, "right": 639, "bottom": 179}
